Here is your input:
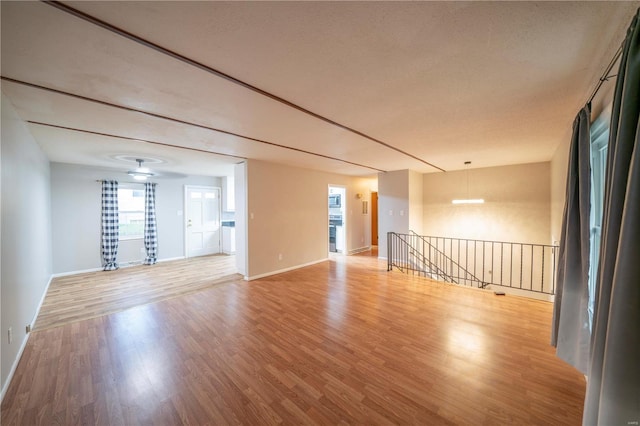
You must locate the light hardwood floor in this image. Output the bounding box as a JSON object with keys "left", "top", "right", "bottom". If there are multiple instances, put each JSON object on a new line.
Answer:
{"left": 1, "top": 251, "right": 586, "bottom": 425}
{"left": 35, "top": 254, "right": 240, "bottom": 331}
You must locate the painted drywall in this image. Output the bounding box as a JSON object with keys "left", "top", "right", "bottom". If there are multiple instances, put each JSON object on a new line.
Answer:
{"left": 359, "top": 176, "right": 377, "bottom": 249}
{"left": 234, "top": 162, "right": 248, "bottom": 276}
{"left": 50, "top": 162, "right": 221, "bottom": 274}
{"left": 420, "top": 163, "right": 552, "bottom": 293}
{"left": 423, "top": 162, "right": 551, "bottom": 245}
{"left": 244, "top": 159, "right": 372, "bottom": 279}
{"left": 377, "top": 170, "right": 413, "bottom": 258}
{"left": 550, "top": 133, "right": 571, "bottom": 245}
{"left": 408, "top": 170, "right": 424, "bottom": 236}
{"left": 1, "top": 95, "right": 52, "bottom": 395}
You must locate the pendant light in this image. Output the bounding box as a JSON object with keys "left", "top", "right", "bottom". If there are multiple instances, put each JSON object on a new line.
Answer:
{"left": 452, "top": 161, "right": 484, "bottom": 204}
{"left": 127, "top": 159, "right": 155, "bottom": 181}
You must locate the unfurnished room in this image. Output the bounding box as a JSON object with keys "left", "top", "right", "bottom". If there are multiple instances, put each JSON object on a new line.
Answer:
{"left": 1, "top": 2, "right": 639, "bottom": 425}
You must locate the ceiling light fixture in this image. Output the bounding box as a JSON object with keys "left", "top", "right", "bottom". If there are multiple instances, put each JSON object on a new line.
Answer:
{"left": 452, "top": 199, "right": 485, "bottom": 205}
{"left": 452, "top": 161, "right": 484, "bottom": 205}
{"left": 127, "top": 159, "right": 155, "bottom": 181}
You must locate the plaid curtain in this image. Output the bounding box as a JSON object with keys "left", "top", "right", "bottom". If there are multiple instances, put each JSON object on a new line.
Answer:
{"left": 101, "top": 180, "right": 119, "bottom": 271}
{"left": 143, "top": 182, "right": 158, "bottom": 265}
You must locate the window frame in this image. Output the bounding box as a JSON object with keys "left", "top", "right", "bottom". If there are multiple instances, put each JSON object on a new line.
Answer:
{"left": 118, "top": 183, "right": 146, "bottom": 241}
{"left": 587, "top": 110, "right": 610, "bottom": 330}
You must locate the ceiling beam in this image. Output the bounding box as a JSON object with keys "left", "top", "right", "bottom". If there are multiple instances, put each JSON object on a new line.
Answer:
{"left": 43, "top": 0, "right": 445, "bottom": 173}
{"left": 1, "top": 76, "right": 387, "bottom": 173}
{"left": 27, "top": 121, "right": 246, "bottom": 161}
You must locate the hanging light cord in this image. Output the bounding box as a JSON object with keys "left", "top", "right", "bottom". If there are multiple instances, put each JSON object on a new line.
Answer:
{"left": 465, "top": 161, "right": 471, "bottom": 199}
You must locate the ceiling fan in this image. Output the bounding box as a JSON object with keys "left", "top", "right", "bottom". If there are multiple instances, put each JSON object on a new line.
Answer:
{"left": 127, "top": 159, "right": 155, "bottom": 181}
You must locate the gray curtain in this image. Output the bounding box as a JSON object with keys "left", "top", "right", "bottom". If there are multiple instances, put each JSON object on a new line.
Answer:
{"left": 101, "top": 180, "right": 119, "bottom": 271}
{"left": 551, "top": 104, "right": 592, "bottom": 374}
{"left": 584, "top": 9, "right": 640, "bottom": 425}
{"left": 143, "top": 182, "right": 157, "bottom": 265}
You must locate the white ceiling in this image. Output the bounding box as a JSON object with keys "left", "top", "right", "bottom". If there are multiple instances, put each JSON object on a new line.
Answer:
{"left": 1, "top": 1, "right": 637, "bottom": 177}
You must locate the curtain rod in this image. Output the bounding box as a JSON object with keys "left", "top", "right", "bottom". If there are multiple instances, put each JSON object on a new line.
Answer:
{"left": 586, "top": 43, "right": 624, "bottom": 106}
{"left": 96, "top": 180, "right": 157, "bottom": 184}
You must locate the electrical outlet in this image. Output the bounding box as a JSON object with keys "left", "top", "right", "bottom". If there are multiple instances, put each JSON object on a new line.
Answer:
{"left": 278, "top": 253, "right": 283, "bottom": 261}
{"left": 8, "top": 327, "right": 12, "bottom": 344}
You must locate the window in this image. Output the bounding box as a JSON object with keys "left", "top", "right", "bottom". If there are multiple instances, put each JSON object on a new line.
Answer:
{"left": 588, "top": 110, "right": 610, "bottom": 330}
{"left": 118, "top": 186, "right": 145, "bottom": 240}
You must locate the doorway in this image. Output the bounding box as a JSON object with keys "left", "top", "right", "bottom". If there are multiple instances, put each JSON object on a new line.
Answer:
{"left": 328, "top": 186, "right": 346, "bottom": 253}
{"left": 185, "top": 185, "right": 222, "bottom": 258}
{"left": 371, "top": 191, "right": 378, "bottom": 246}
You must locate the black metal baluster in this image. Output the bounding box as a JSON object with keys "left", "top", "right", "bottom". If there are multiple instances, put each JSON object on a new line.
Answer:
{"left": 500, "top": 242, "right": 503, "bottom": 286}
{"left": 457, "top": 239, "right": 460, "bottom": 283}
{"left": 490, "top": 241, "right": 496, "bottom": 284}
{"left": 387, "top": 232, "right": 391, "bottom": 271}
{"left": 391, "top": 235, "right": 557, "bottom": 295}
{"left": 482, "top": 241, "right": 485, "bottom": 286}
{"left": 474, "top": 240, "right": 477, "bottom": 286}
{"left": 553, "top": 245, "right": 557, "bottom": 294}
{"left": 520, "top": 244, "right": 523, "bottom": 289}
{"left": 530, "top": 245, "right": 534, "bottom": 291}
{"left": 510, "top": 244, "right": 514, "bottom": 289}
{"left": 540, "top": 246, "right": 546, "bottom": 293}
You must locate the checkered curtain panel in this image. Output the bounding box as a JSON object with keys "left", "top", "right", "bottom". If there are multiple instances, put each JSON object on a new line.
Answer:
{"left": 101, "top": 180, "right": 119, "bottom": 271}
{"left": 143, "top": 182, "right": 158, "bottom": 265}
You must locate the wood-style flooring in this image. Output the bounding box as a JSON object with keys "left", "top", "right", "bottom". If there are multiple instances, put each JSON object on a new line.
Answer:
{"left": 1, "top": 251, "right": 586, "bottom": 425}
{"left": 35, "top": 255, "right": 240, "bottom": 331}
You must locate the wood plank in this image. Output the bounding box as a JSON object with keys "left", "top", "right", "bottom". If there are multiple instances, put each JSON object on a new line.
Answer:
{"left": 1, "top": 249, "right": 586, "bottom": 424}
{"left": 35, "top": 254, "right": 240, "bottom": 331}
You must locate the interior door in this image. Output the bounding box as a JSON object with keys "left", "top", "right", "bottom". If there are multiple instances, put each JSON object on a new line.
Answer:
{"left": 186, "top": 186, "right": 221, "bottom": 258}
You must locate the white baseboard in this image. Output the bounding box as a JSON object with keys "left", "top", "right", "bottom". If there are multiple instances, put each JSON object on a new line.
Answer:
{"left": 245, "top": 258, "right": 329, "bottom": 281}
{"left": 30, "top": 275, "right": 53, "bottom": 329}
{"left": 1, "top": 271, "right": 53, "bottom": 403}
{"left": 3, "top": 254, "right": 190, "bottom": 402}
{"left": 52, "top": 266, "right": 103, "bottom": 278}
{"left": 485, "top": 284, "right": 555, "bottom": 302}
{"left": 51, "top": 256, "right": 187, "bottom": 278}
{"left": 157, "top": 256, "right": 185, "bottom": 263}
{"left": 348, "top": 246, "right": 371, "bottom": 255}
{"left": 120, "top": 260, "right": 143, "bottom": 267}
{"left": 1, "top": 331, "right": 30, "bottom": 403}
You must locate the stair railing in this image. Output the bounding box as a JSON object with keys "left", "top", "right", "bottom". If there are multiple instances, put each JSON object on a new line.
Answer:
{"left": 387, "top": 232, "right": 558, "bottom": 295}
{"left": 409, "top": 230, "right": 487, "bottom": 288}
{"left": 387, "top": 232, "right": 457, "bottom": 283}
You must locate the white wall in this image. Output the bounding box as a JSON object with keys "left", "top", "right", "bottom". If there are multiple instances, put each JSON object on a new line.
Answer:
{"left": 358, "top": 176, "right": 377, "bottom": 249}
{"left": 50, "top": 162, "right": 221, "bottom": 274}
{"left": 244, "top": 159, "right": 372, "bottom": 279}
{"left": 1, "top": 95, "right": 52, "bottom": 396}
{"left": 423, "top": 162, "right": 551, "bottom": 245}
{"left": 550, "top": 134, "right": 570, "bottom": 245}
{"left": 408, "top": 170, "right": 424, "bottom": 236}
{"left": 234, "top": 162, "right": 248, "bottom": 276}
{"left": 420, "top": 163, "right": 552, "bottom": 293}
{"left": 377, "top": 170, "right": 410, "bottom": 258}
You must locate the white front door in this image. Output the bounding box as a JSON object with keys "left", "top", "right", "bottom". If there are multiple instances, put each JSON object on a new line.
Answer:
{"left": 185, "top": 186, "right": 221, "bottom": 258}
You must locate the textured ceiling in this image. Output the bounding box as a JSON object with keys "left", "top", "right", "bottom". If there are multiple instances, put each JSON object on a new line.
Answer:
{"left": 1, "top": 1, "right": 637, "bottom": 177}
